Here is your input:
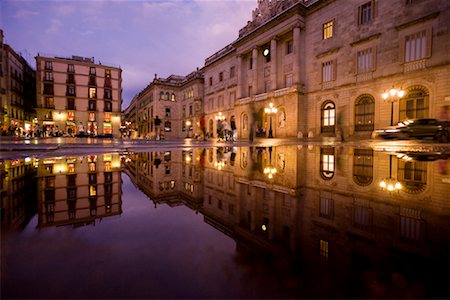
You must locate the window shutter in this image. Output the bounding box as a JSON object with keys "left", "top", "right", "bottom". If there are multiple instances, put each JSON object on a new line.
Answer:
{"left": 371, "top": 0, "right": 376, "bottom": 20}
{"left": 426, "top": 27, "right": 432, "bottom": 58}
{"left": 318, "top": 62, "right": 323, "bottom": 83}
{"left": 371, "top": 46, "right": 377, "bottom": 71}
{"left": 332, "top": 59, "right": 337, "bottom": 81}
{"left": 356, "top": 6, "right": 361, "bottom": 25}
{"left": 354, "top": 51, "right": 359, "bottom": 75}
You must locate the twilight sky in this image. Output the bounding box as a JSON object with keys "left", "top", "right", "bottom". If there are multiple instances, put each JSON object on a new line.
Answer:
{"left": 1, "top": 0, "right": 256, "bottom": 108}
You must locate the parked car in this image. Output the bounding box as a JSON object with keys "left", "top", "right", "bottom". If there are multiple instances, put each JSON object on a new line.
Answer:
{"left": 372, "top": 118, "right": 450, "bottom": 142}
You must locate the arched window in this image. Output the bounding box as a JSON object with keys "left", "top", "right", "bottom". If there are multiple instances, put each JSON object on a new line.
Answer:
{"left": 355, "top": 95, "right": 374, "bottom": 131}
{"left": 171, "top": 93, "right": 176, "bottom": 101}
{"left": 353, "top": 148, "right": 373, "bottom": 186}
{"left": 160, "top": 92, "right": 164, "bottom": 100}
{"left": 399, "top": 85, "right": 429, "bottom": 121}
{"left": 398, "top": 160, "right": 427, "bottom": 194}
{"left": 321, "top": 101, "right": 335, "bottom": 133}
{"left": 165, "top": 92, "right": 170, "bottom": 101}
{"left": 164, "top": 121, "right": 171, "bottom": 132}
{"left": 320, "top": 147, "right": 335, "bottom": 180}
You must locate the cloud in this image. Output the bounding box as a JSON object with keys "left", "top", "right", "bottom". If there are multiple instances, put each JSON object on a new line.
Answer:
{"left": 14, "top": 9, "right": 39, "bottom": 19}
{"left": 45, "top": 19, "right": 62, "bottom": 34}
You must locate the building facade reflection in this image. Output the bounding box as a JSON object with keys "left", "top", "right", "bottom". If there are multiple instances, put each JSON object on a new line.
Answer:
{"left": 123, "top": 145, "right": 450, "bottom": 264}
{"left": 36, "top": 153, "right": 122, "bottom": 228}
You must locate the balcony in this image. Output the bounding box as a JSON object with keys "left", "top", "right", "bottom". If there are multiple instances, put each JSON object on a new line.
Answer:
{"left": 66, "top": 105, "right": 76, "bottom": 111}
{"left": 404, "top": 59, "right": 426, "bottom": 73}
{"left": 44, "top": 104, "right": 55, "bottom": 109}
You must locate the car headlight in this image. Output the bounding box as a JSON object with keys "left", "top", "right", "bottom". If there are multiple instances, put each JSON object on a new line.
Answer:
{"left": 386, "top": 129, "right": 400, "bottom": 133}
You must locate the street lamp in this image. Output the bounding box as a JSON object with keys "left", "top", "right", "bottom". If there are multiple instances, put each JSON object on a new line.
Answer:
{"left": 382, "top": 86, "right": 405, "bottom": 126}
{"left": 215, "top": 112, "right": 225, "bottom": 121}
{"left": 263, "top": 147, "right": 277, "bottom": 179}
{"left": 264, "top": 102, "right": 277, "bottom": 138}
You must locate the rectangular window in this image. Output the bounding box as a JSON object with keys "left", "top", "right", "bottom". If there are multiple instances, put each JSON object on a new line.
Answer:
{"left": 165, "top": 107, "right": 171, "bottom": 117}
{"left": 357, "top": 48, "right": 373, "bottom": 73}
{"left": 105, "top": 69, "right": 111, "bottom": 78}
{"left": 249, "top": 57, "right": 253, "bottom": 70}
{"left": 230, "top": 66, "right": 235, "bottom": 78}
{"left": 319, "top": 197, "right": 333, "bottom": 219}
{"left": 89, "top": 112, "right": 96, "bottom": 121}
{"left": 104, "top": 89, "right": 112, "bottom": 99}
{"left": 322, "top": 60, "right": 335, "bottom": 82}
{"left": 44, "top": 83, "right": 54, "bottom": 95}
{"left": 323, "top": 20, "right": 333, "bottom": 39}
{"left": 285, "top": 74, "right": 293, "bottom": 88}
{"left": 90, "top": 67, "right": 96, "bottom": 75}
{"left": 67, "top": 73, "right": 75, "bottom": 83}
{"left": 320, "top": 240, "right": 329, "bottom": 260}
{"left": 67, "top": 97, "right": 76, "bottom": 111}
{"left": 89, "top": 87, "right": 97, "bottom": 99}
{"left": 88, "top": 100, "right": 96, "bottom": 111}
{"left": 45, "top": 71, "right": 53, "bottom": 81}
{"left": 286, "top": 40, "right": 293, "bottom": 54}
{"left": 209, "top": 77, "right": 213, "bottom": 86}
{"left": 68, "top": 64, "right": 75, "bottom": 73}
{"left": 67, "top": 85, "right": 75, "bottom": 96}
{"left": 104, "top": 112, "right": 111, "bottom": 122}
{"left": 189, "top": 105, "right": 193, "bottom": 116}
{"left": 248, "top": 86, "right": 252, "bottom": 97}
{"left": 358, "top": 1, "right": 373, "bottom": 25}
{"left": 405, "top": 30, "right": 427, "bottom": 62}
{"left": 219, "top": 72, "right": 223, "bottom": 82}
{"left": 104, "top": 101, "right": 112, "bottom": 112}
{"left": 45, "top": 96, "right": 54, "bottom": 108}
{"left": 45, "top": 61, "right": 52, "bottom": 70}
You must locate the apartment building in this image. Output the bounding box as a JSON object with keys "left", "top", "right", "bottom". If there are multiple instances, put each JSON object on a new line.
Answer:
{"left": 35, "top": 55, "right": 122, "bottom": 137}
{"left": 124, "top": 0, "right": 450, "bottom": 141}
{"left": 0, "top": 30, "right": 36, "bottom": 135}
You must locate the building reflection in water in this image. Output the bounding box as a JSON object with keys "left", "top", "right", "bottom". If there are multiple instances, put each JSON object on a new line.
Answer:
{"left": 1, "top": 154, "right": 123, "bottom": 230}
{"left": 123, "top": 146, "right": 450, "bottom": 256}
{"left": 0, "top": 157, "right": 38, "bottom": 230}
{"left": 123, "top": 145, "right": 450, "bottom": 296}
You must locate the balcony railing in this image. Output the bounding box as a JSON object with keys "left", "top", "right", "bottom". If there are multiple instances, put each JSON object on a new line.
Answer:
{"left": 66, "top": 105, "right": 76, "bottom": 110}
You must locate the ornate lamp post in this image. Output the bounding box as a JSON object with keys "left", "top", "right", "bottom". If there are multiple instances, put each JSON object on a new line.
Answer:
{"left": 263, "top": 146, "right": 277, "bottom": 179}
{"left": 382, "top": 87, "right": 405, "bottom": 126}
{"left": 264, "top": 102, "right": 277, "bottom": 138}
{"left": 215, "top": 112, "right": 225, "bottom": 121}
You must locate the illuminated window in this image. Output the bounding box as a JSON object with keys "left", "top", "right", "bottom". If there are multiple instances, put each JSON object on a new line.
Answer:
{"left": 171, "top": 93, "right": 176, "bottom": 101}
{"left": 89, "top": 162, "right": 96, "bottom": 172}
{"left": 399, "top": 86, "right": 429, "bottom": 120}
{"left": 104, "top": 161, "right": 111, "bottom": 172}
{"left": 320, "top": 147, "right": 335, "bottom": 180}
{"left": 89, "top": 185, "right": 97, "bottom": 196}
{"left": 105, "top": 69, "right": 111, "bottom": 78}
{"left": 89, "top": 113, "right": 96, "bottom": 122}
{"left": 321, "top": 101, "right": 336, "bottom": 132}
{"left": 104, "top": 112, "right": 111, "bottom": 122}
{"left": 323, "top": 20, "right": 333, "bottom": 39}
{"left": 89, "top": 87, "right": 97, "bottom": 99}
{"left": 45, "top": 176, "right": 55, "bottom": 188}
{"left": 320, "top": 240, "right": 329, "bottom": 260}
{"left": 67, "top": 163, "right": 75, "bottom": 173}
{"left": 67, "top": 111, "right": 75, "bottom": 121}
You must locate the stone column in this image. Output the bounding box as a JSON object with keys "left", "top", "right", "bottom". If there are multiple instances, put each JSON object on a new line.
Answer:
{"left": 237, "top": 55, "right": 243, "bottom": 99}
{"left": 252, "top": 47, "right": 258, "bottom": 95}
{"left": 270, "top": 38, "right": 277, "bottom": 91}
{"left": 293, "top": 26, "right": 301, "bottom": 85}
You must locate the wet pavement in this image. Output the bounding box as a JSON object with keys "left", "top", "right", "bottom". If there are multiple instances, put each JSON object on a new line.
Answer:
{"left": 1, "top": 140, "right": 449, "bottom": 299}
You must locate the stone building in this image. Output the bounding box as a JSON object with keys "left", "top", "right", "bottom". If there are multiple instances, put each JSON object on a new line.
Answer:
{"left": 35, "top": 55, "right": 122, "bottom": 137}
{"left": 0, "top": 30, "right": 36, "bottom": 136}
{"left": 124, "top": 0, "right": 450, "bottom": 141}
{"left": 129, "top": 70, "right": 203, "bottom": 140}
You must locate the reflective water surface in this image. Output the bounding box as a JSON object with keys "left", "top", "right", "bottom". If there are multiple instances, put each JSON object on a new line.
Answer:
{"left": 1, "top": 145, "right": 449, "bottom": 299}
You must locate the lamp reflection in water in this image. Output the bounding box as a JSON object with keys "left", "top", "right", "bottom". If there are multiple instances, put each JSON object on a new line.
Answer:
{"left": 214, "top": 160, "right": 225, "bottom": 170}
{"left": 379, "top": 155, "right": 402, "bottom": 192}
{"left": 264, "top": 146, "right": 277, "bottom": 179}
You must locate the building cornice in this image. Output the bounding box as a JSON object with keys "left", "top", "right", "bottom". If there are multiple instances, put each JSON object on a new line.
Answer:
{"left": 395, "top": 11, "right": 440, "bottom": 31}
{"left": 350, "top": 33, "right": 382, "bottom": 47}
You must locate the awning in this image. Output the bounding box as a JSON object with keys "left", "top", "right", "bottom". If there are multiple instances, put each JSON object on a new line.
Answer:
{"left": 66, "top": 121, "right": 76, "bottom": 126}
{"left": 43, "top": 121, "right": 55, "bottom": 125}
